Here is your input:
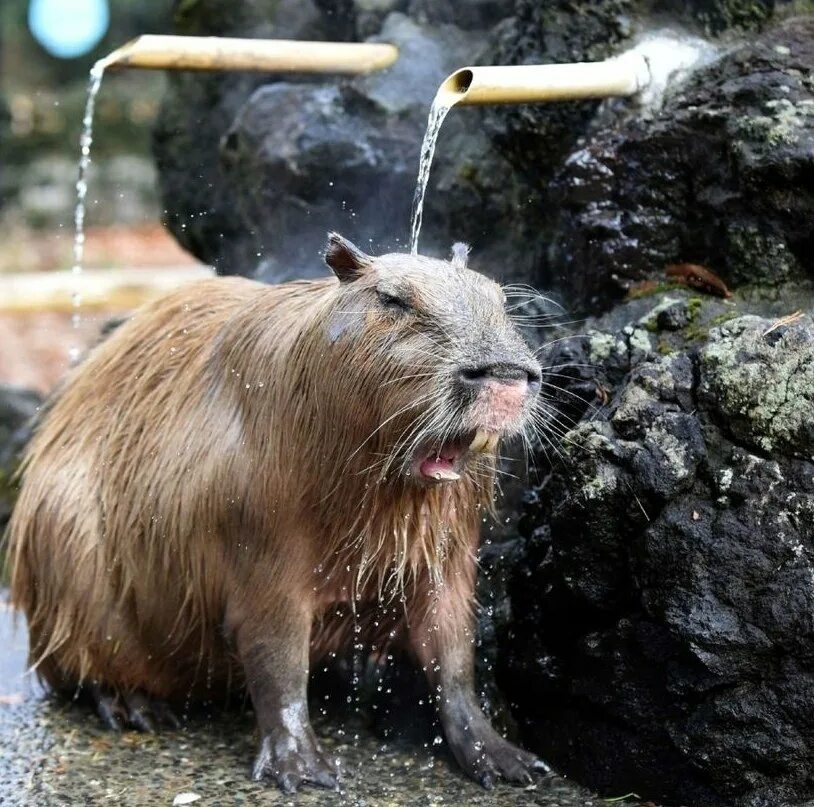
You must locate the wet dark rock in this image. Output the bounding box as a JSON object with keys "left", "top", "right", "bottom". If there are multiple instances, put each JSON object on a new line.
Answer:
{"left": 155, "top": 0, "right": 515, "bottom": 279}
{"left": 687, "top": 0, "right": 777, "bottom": 34}
{"left": 699, "top": 315, "right": 814, "bottom": 457}
{"left": 216, "top": 13, "right": 489, "bottom": 280}
{"left": 543, "top": 16, "right": 814, "bottom": 313}
{"left": 0, "top": 385, "right": 41, "bottom": 532}
{"left": 315, "top": 0, "right": 511, "bottom": 40}
{"left": 154, "top": 3, "right": 814, "bottom": 308}
{"left": 484, "top": 0, "right": 638, "bottom": 178}
{"left": 153, "top": 0, "right": 329, "bottom": 274}
{"left": 503, "top": 289, "right": 814, "bottom": 807}
{"left": 407, "top": 0, "right": 515, "bottom": 31}
{"left": 656, "top": 300, "right": 691, "bottom": 331}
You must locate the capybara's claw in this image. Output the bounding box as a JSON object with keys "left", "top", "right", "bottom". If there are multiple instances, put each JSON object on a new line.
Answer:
{"left": 92, "top": 687, "right": 125, "bottom": 732}
{"left": 531, "top": 756, "right": 552, "bottom": 774}
{"left": 89, "top": 686, "right": 180, "bottom": 733}
{"left": 447, "top": 724, "right": 552, "bottom": 789}
{"left": 151, "top": 698, "right": 182, "bottom": 729}
{"left": 127, "top": 706, "right": 156, "bottom": 733}
{"left": 252, "top": 732, "right": 339, "bottom": 792}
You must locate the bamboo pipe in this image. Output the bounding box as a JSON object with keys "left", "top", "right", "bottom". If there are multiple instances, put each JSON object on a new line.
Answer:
{"left": 99, "top": 35, "right": 398, "bottom": 74}
{"left": 436, "top": 55, "right": 650, "bottom": 106}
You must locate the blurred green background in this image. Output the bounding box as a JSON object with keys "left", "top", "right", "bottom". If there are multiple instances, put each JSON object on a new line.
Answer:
{"left": 0, "top": 0, "right": 172, "bottom": 246}
{"left": 0, "top": 1, "right": 200, "bottom": 393}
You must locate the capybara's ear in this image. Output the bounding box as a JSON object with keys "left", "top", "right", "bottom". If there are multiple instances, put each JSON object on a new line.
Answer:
{"left": 450, "top": 242, "right": 470, "bottom": 269}
{"left": 325, "top": 232, "right": 373, "bottom": 282}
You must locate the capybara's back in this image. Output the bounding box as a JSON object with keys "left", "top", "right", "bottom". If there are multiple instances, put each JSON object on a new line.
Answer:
{"left": 7, "top": 236, "right": 550, "bottom": 792}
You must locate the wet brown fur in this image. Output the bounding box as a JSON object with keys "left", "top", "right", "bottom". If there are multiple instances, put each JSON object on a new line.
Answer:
{"left": 8, "top": 263, "right": 504, "bottom": 703}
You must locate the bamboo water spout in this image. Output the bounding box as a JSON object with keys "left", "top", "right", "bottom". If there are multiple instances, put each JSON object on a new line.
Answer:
{"left": 437, "top": 55, "right": 650, "bottom": 107}
{"left": 408, "top": 54, "right": 649, "bottom": 253}
{"left": 64, "top": 35, "right": 396, "bottom": 349}
{"left": 409, "top": 33, "right": 719, "bottom": 252}
{"left": 100, "top": 34, "right": 398, "bottom": 74}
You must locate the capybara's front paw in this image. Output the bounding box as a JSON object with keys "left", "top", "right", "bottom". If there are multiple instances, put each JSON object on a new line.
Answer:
{"left": 448, "top": 724, "right": 551, "bottom": 789}
{"left": 252, "top": 731, "right": 339, "bottom": 793}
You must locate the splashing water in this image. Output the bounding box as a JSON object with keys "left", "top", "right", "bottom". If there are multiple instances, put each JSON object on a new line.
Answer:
{"left": 408, "top": 98, "right": 452, "bottom": 254}
{"left": 70, "top": 59, "right": 109, "bottom": 361}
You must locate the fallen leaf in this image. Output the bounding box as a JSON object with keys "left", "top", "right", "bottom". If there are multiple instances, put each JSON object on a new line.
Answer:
{"left": 173, "top": 794, "right": 201, "bottom": 806}
{"left": 665, "top": 263, "right": 732, "bottom": 298}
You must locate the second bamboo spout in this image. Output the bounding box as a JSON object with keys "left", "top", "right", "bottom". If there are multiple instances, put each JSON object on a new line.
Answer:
{"left": 437, "top": 56, "right": 650, "bottom": 107}
{"left": 434, "top": 31, "right": 720, "bottom": 108}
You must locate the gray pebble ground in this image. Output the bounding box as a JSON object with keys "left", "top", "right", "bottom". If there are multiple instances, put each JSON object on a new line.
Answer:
{"left": 0, "top": 595, "right": 612, "bottom": 807}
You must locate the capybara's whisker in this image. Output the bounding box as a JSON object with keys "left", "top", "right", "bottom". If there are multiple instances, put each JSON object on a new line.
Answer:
{"left": 533, "top": 333, "right": 590, "bottom": 354}
{"left": 538, "top": 379, "right": 599, "bottom": 412}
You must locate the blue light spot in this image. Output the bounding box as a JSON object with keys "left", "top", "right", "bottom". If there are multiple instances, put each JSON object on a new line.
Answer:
{"left": 28, "top": 0, "right": 110, "bottom": 59}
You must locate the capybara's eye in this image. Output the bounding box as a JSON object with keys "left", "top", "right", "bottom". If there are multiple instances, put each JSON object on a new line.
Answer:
{"left": 376, "top": 290, "right": 411, "bottom": 314}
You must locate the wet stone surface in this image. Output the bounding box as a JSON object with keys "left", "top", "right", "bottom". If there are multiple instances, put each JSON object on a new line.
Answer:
{"left": 502, "top": 286, "right": 814, "bottom": 807}
{"left": 0, "top": 601, "right": 604, "bottom": 807}
{"left": 154, "top": 1, "right": 814, "bottom": 311}
{"left": 0, "top": 384, "right": 41, "bottom": 531}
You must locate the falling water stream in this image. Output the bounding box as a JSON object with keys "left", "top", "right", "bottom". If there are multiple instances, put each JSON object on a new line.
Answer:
{"left": 70, "top": 59, "right": 110, "bottom": 361}
{"left": 408, "top": 97, "right": 453, "bottom": 254}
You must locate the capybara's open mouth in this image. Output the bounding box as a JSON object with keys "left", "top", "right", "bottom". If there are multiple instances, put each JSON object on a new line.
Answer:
{"left": 413, "top": 428, "right": 499, "bottom": 482}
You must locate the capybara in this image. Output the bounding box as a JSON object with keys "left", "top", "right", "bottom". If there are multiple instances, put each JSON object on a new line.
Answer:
{"left": 8, "top": 234, "right": 548, "bottom": 791}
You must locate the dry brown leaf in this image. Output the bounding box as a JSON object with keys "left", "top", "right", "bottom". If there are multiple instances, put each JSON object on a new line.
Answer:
{"left": 762, "top": 310, "right": 803, "bottom": 337}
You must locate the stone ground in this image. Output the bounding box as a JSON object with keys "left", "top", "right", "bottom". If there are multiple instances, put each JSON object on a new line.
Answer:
{"left": 0, "top": 595, "right": 622, "bottom": 807}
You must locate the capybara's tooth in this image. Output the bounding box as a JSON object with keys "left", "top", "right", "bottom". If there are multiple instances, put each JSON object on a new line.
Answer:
{"left": 468, "top": 429, "right": 490, "bottom": 452}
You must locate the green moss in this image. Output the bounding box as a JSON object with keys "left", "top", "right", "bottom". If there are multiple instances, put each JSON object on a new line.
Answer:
{"left": 589, "top": 331, "right": 626, "bottom": 363}
{"left": 627, "top": 281, "right": 682, "bottom": 300}
{"left": 709, "top": 311, "right": 740, "bottom": 329}
{"left": 700, "top": 315, "right": 814, "bottom": 456}
{"left": 684, "top": 323, "right": 708, "bottom": 342}
{"left": 683, "top": 308, "right": 739, "bottom": 343}
{"left": 785, "top": 0, "right": 814, "bottom": 15}
{"left": 726, "top": 223, "right": 799, "bottom": 286}
{"left": 458, "top": 163, "right": 478, "bottom": 183}
{"left": 657, "top": 340, "right": 675, "bottom": 355}
{"left": 686, "top": 296, "right": 704, "bottom": 321}
{"left": 738, "top": 99, "right": 814, "bottom": 147}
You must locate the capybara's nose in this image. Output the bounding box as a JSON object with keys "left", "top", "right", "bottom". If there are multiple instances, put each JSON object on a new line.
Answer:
{"left": 459, "top": 362, "right": 541, "bottom": 390}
